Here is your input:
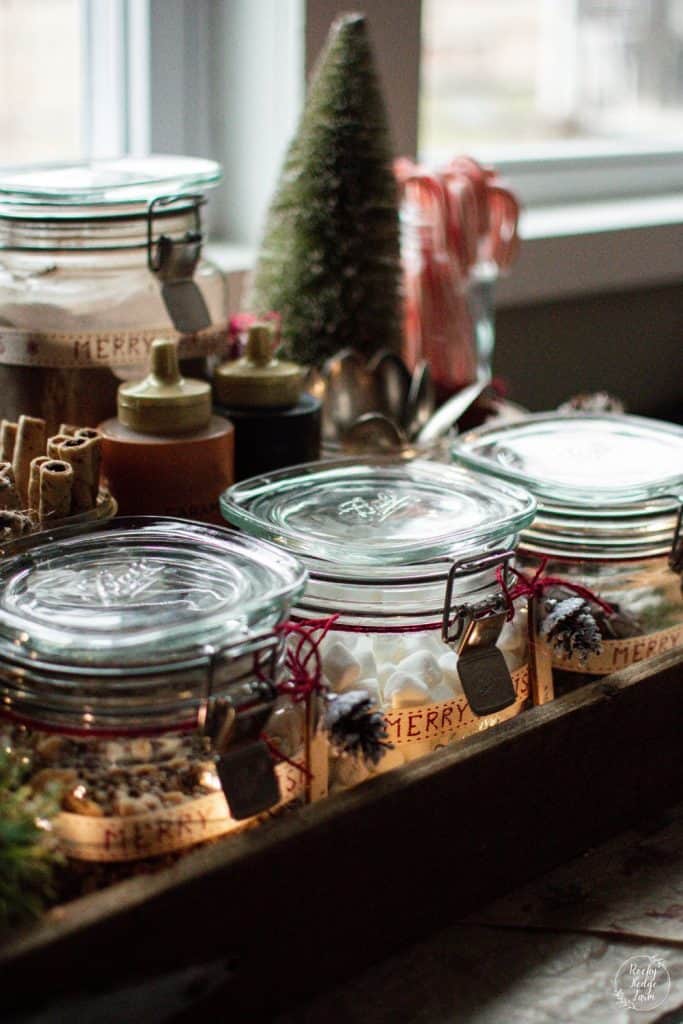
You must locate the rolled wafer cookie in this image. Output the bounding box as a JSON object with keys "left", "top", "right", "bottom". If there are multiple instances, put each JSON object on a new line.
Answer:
{"left": 0, "top": 463, "right": 20, "bottom": 510}
{"left": 57, "top": 436, "right": 97, "bottom": 512}
{"left": 0, "top": 509, "right": 33, "bottom": 541}
{"left": 39, "top": 460, "right": 74, "bottom": 521}
{"left": 28, "top": 456, "right": 51, "bottom": 512}
{"left": 75, "top": 428, "right": 102, "bottom": 498}
{"left": 0, "top": 421, "right": 17, "bottom": 462}
{"left": 12, "top": 415, "right": 47, "bottom": 505}
{"left": 47, "top": 434, "right": 71, "bottom": 460}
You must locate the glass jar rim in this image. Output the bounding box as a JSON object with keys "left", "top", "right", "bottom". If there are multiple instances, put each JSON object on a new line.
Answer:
{"left": 0, "top": 517, "right": 306, "bottom": 669}
{"left": 452, "top": 413, "right": 683, "bottom": 558}
{"left": 0, "top": 517, "right": 305, "bottom": 733}
{"left": 452, "top": 412, "right": 683, "bottom": 508}
{"left": 0, "top": 155, "right": 221, "bottom": 213}
{"left": 221, "top": 457, "right": 537, "bottom": 578}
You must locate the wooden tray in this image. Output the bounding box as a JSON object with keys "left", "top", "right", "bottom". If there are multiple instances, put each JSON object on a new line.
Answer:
{"left": 2, "top": 647, "right": 682, "bottom": 1020}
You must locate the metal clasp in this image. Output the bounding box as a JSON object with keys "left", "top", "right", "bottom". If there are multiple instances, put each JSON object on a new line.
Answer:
{"left": 442, "top": 549, "right": 518, "bottom": 717}
{"left": 147, "top": 193, "right": 211, "bottom": 333}
{"left": 441, "top": 548, "right": 515, "bottom": 647}
{"left": 200, "top": 633, "right": 282, "bottom": 820}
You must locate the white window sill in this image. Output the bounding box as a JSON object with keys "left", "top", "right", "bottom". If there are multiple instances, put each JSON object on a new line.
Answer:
{"left": 207, "top": 193, "right": 683, "bottom": 315}
{"left": 496, "top": 193, "right": 683, "bottom": 308}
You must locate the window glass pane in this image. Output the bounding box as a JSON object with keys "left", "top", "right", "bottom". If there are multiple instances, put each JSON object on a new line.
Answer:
{"left": 420, "top": 0, "right": 683, "bottom": 159}
{"left": 0, "top": 0, "right": 83, "bottom": 164}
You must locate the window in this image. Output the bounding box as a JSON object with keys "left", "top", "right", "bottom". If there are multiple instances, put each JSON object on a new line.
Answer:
{"left": 0, "top": 0, "right": 83, "bottom": 163}
{"left": 3, "top": 0, "right": 679, "bottom": 305}
{"left": 419, "top": 0, "right": 683, "bottom": 205}
{"left": 422, "top": 0, "right": 683, "bottom": 153}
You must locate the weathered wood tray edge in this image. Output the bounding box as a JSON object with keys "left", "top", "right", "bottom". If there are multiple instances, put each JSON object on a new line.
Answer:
{"left": 2, "top": 648, "right": 682, "bottom": 1017}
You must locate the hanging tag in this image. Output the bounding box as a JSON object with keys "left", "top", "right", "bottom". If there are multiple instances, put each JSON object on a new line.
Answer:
{"left": 456, "top": 611, "right": 516, "bottom": 716}
{"left": 216, "top": 739, "right": 281, "bottom": 820}
{"left": 154, "top": 235, "right": 212, "bottom": 334}
{"left": 458, "top": 646, "right": 517, "bottom": 716}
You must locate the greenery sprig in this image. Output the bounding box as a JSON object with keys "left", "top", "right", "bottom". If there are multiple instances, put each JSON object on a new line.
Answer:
{"left": 0, "top": 741, "right": 62, "bottom": 932}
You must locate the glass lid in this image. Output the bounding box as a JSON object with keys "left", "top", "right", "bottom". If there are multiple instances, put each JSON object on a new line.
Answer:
{"left": 0, "top": 155, "right": 221, "bottom": 212}
{"left": 453, "top": 414, "right": 683, "bottom": 508}
{"left": 0, "top": 517, "right": 306, "bottom": 666}
{"left": 221, "top": 459, "right": 536, "bottom": 570}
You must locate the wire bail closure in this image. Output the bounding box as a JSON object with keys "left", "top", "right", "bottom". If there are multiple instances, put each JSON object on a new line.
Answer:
{"left": 147, "top": 192, "right": 212, "bottom": 334}
{"left": 199, "top": 631, "right": 282, "bottom": 820}
{"left": 441, "top": 549, "right": 518, "bottom": 717}
{"left": 441, "top": 548, "right": 515, "bottom": 647}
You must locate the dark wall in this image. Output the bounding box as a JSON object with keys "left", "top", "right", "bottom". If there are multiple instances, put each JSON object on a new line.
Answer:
{"left": 495, "top": 284, "right": 683, "bottom": 423}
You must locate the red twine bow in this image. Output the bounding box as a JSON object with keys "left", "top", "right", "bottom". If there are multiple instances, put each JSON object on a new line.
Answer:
{"left": 260, "top": 615, "right": 339, "bottom": 781}
{"left": 275, "top": 615, "right": 339, "bottom": 703}
{"left": 495, "top": 558, "right": 614, "bottom": 622}
{"left": 260, "top": 732, "right": 313, "bottom": 781}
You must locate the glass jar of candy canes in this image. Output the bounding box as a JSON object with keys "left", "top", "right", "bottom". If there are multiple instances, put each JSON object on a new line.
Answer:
{"left": 221, "top": 459, "right": 539, "bottom": 792}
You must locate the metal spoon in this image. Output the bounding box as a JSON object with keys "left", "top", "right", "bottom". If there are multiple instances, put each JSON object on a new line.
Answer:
{"left": 368, "top": 349, "right": 412, "bottom": 425}
{"left": 405, "top": 361, "right": 435, "bottom": 439}
{"left": 320, "top": 348, "right": 380, "bottom": 441}
{"left": 343, "top": 412, "right": 408, "bottom": 453}
{"left": 416, "top": 372, "right": 490, "bottom": 444}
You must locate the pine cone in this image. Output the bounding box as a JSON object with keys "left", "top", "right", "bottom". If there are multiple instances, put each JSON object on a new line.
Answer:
{"left": 324, "top": 690, "right": 392, "bottom": 768}
{"left": 540, "top": 596, "right": 603, "bottom": 662}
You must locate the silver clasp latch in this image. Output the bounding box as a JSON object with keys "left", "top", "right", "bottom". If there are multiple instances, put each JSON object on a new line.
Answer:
{"left": 442, "top": 549, "right": 517, "bottom": 716}
{"left": 201, "top": 635, "right": 281, "bottom": 820}
{"left": 147, "top": 193, "right": 211, "bottom": 333}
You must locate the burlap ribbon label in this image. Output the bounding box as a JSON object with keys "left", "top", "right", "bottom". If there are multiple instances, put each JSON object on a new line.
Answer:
{"left": 0, "top": 323, "right": 227, "bottom": 368}
{"left": 549, "top": 622, "right": 683, "bottom": 675}
{"left": 54, "top": 758, "right": 304, "bottom": 862}
{"left": 383, "top": 664, "right": 529, "bottom": 757}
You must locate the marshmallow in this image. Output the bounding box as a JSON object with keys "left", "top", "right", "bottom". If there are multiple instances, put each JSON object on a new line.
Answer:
{"left": 438, "top": 650, "right": 461, "bottom": 687}
{"left": 357, "top": 678, "right": 381, "bottom": 707}
{"left": 357, "top": 645, "right": 378, "bottom": 682}
{"left": 372, "top": 634, "right": 408, "bottom": 664}
{"left": 353, "top": 635, "right": 373, "bottom": 657}
{"left": 498, "top": 618, "right": 526, "bottom": 658}
{"left": 322, "top": 641, "right": 361, "bottom": 692}
{"left": 377, "top": 662, "right": 395, "bottom": 690}
{"left": 405, "top": 632, "right": 448, "bottom": 657}
{"left": 396, "top": 650, "right": 442, "bottom": 690}
{"left": 384, "top": 671, "right": 430, "bottom": 708}
{"left": 430, "top": 681, "right": 457, "bottom": 704}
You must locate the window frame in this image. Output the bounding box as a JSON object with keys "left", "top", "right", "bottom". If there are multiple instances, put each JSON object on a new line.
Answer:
{"left": 86, "top": 0, "right": 683, "bottom": 307}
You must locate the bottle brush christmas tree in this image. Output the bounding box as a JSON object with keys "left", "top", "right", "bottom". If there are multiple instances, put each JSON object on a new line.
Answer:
{"left": 250, "top": 13, "right": 402, "bottom": 366}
